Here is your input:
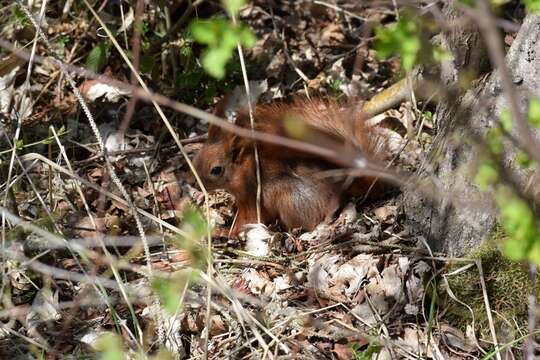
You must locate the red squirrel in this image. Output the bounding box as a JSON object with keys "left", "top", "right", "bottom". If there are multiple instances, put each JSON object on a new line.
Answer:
{"left": 193, "top": 97, "right": 389, "bottom": 235}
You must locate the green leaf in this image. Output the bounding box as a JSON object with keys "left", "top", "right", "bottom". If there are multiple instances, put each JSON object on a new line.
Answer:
{"left": 190, "top": 19, "right": 223, "bottom": 46}
{"left": 222, "top": 0, "right": 246, "bottom": 17}
{"left": 524, "top": 0, "right": 540, "bottom": 13}
{"left": 85, "top": 42, "right": 109, "bottom": 73}
{"left": 432, "top": 46, "right": 452, "bottom": 63}
{"left": 503, "top": 235, "right": 530, "bottom": 260}
{"left": 182, "top": 206, "right": 209, "bottom": 240}
{"left": 139, "top": 54, "right": 155, "bottom": 74}
{"left": 177, "top": 71, "right": 203, "bottom": 89}
{"left": 189, "top": 17, "right": 256, "bottom": 79}
{"left": 203, "top": 82, "right": 218, "bottom": 102}
{"left": 498, "top": 195, "right": 535, "bottom": 238}
{"left": 236, "top": 24, "right": 256, "bottom": 47}
{"left": 152, "top": 350, "right": 177, "bottom": 360}
{"left": 95, "top": 332, "right": 125, "bottom": 360}
{"left": 15, "top": 139, "right": 24, "bottom": 151}
{"left": 401, "top": 37, "right": 421, "bottom": 70}
{"left": 180, "top": 44, "right": 193, "bottom": 58}
{"left": 491, "top": 0, "right": 513, "bottom": 7}
{"left": 11, "top": 5, "right": 29, "bottom": 26}
{"left": 202, "top": 47, "right": 231, "bottom": 79}
{"left": 486, "top": 127, "right": 503, "bottom": 155}
{"left": 55, "top": 35, "right": 70, "bottom": 56}
{"left": 516, "top": 151, "right": 534, "bottom": 169}
{"left": 152, "top": 270, "right": 196, "bottom": 315}
{"left": 374, "top": 18, "right": 421, "bottom": 70}
{"left": 528, "top": 98, "right": 540, "bottom": 128}
{"left": 171, "top": 205, "right": 211, "bottom": 268}
{"left": 351, "top": 342, "right": 382, "bottom": 360}
{"left": 475, "top": 162, "right": 499, "bottom": 191}
{"left": 499, "top": 109, "right": 513, "bottom": 131}
{"left": 152, "top": 278, "right": 181, "bottom": 314}
{"left": 529, "top": 241, "right": 540, "bottom": 265}
{"left": 328, "top": 78, "right": 343, "bottom": 94}
{"left": 496, "top": 188, "right": 540, "bottom": 265}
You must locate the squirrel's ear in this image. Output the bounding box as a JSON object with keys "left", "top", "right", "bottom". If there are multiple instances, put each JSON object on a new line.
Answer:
{"left": 207, "top": 124, "right": 225, "bottom": 142}
{"left": 231, "top": 142, "right": 246, "bottom": 164}
{"left": 227, "top": 134, "right": 249, "bottom": 164}
{"left": 207, "top": 97, "right": 229, "bottom": 142}
{"left": 234, "top": 111, "right": 251, "bottom": 128}
{"left": 209, "top": 96, "right": 250, "bottom": 142}
{"left": 213, "top": 95, "right": 229, "bottom": 118}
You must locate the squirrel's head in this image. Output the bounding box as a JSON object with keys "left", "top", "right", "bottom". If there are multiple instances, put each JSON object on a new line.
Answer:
{"left": 193, "top": 142, "right": 232, "bottom": 191}
{"left": 193, "top": 124, "right": 248, "bottom": 192}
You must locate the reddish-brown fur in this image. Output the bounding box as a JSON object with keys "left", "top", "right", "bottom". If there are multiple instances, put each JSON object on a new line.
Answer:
{"left": 192, "top": 98, "right": 388, "bottom": 235}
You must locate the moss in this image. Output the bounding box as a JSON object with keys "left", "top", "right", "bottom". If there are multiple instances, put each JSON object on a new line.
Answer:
{"left": 441, "top": 237, "right": 539, "bottom": 342}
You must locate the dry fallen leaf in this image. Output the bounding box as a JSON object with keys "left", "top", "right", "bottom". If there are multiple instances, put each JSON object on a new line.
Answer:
{"left": 242, "top": 268, "right": 274, "bottom": 296}
{"left": 440, "top": 323, "right": 478, "bottom": 353}
{"left": 333, "top": 343, "right": 353, "bottom": 360}
{"left": 79, "top": 79, "right": 131, "bottom": 102}
{"left": 209, "top": 315, "right": 227, "bottom": 337}
{"left": 351, "top": 293, "right": 389, "bottom": 326}
{"left": 334, "top": 254, "right": 379, "bottom": 297}
{"left": 307, "top": 253, "right": 341, "bottom": 292}
{"left": 243, "top": 223, "right": 272, "bottom": 257}
{"left": 373, "top": 205, "right": 397, "bottom": 223}
{"left": 396, "top": 327, "right": 423, "bottom": 354}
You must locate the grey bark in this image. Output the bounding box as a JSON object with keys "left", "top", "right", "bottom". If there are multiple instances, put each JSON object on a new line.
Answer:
{"left": 403, "top": 13, "right": 540, "bottom": 256}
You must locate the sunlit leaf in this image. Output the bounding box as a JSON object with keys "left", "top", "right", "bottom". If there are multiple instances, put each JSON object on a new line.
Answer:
{"left": 152, "top": 350, "right": 176, "bottom": 360}
{"left": 496, "top": 188, "right": 540, "bottom": 265}
{"left": 401, "top": 37, "right": 421, "bottom": 70}
{"left": 528, "top": 98, "right": 540, "bottom": 128}
{"left": 503, "top": 235, "right": 530, "bottom": 260}
{"left": 499, "top": 109, "right": 513, "bottom": 131}
{"left": 152, "top": 269, "right": 196, "bottom": 315}
{"left": 222, "top": 0, "right": 247, "bottom": 17}
{"left": 524, "top": 0, "right": 540, "bottom": 13}
{"left": 375, "top": 18, "right": 421, "bottom": 70}
{"left": 95, "top": 332, "right": 125, "bottom": 360}
{"left": 529, "top": 241, "right": 540, "bottom": 265}
{"left": 181, "top": 205, "right": 209, "bottom": 241}
{"left": 475, "top": 162, "right": 498, "bottom": 191}
{"left": 170, "top": 206, "right": 211, "bottom": 269}
{"left": 190, "top": 19, "right": 223, "bottom": 46}
{"left": 486, "top": 127, "right": 503, "bottom": 155}
{"left": 432, "top": 46, "right": 452, "bottom": 63}
{"left": 516, "top": 151, "right": 534, "bottom": 169}
{"left": 236, "top": 25, "right": 256, "bottom": 47}
{"left": 190, "top": 18, "right": 256, "bottom": 79}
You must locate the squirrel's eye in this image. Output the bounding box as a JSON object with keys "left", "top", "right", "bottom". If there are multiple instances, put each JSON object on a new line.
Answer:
{"left": 210, "top": 165, "right": 224, "bottom": 177}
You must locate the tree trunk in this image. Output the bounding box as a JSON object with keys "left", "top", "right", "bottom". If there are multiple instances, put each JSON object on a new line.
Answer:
{"left": 403, "top": 11, "right": 540, "bottom": 256}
